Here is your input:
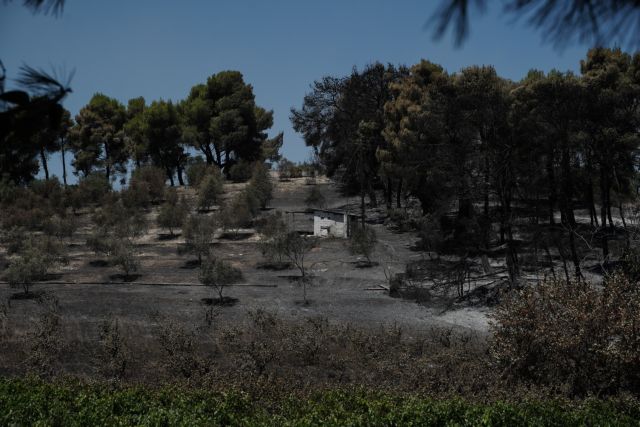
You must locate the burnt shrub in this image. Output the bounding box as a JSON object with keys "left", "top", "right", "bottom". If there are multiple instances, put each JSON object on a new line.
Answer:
{"left": 491, "top": 273, "right": 640, "bottom": 396}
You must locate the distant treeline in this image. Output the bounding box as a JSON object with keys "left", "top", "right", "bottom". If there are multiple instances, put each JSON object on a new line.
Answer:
{"left": 1, "top": 70, "right": 283, "bottom": 186}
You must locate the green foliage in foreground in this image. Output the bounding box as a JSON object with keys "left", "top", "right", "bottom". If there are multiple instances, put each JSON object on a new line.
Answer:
{"left": 1, "top": 379, "right": 640, "bottom": 426}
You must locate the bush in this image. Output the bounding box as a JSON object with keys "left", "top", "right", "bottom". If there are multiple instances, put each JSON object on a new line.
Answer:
{"left": 621, "top": 247, "right": 640, "bottom": 281}
{"left": 491, "top": 273, "right": 640, "bottom": 396}
{"left": 29, "top": 178, "right": 65, "bottom": 213}
{"left": 2, "top": 380, "right": 640, "bottom": 425}
{"left": 42, "top": 214, "right": 77, "bottom": 241}
{"left": 121, "top": 181, "right": 151, "bottom": 210}
{"left": 2, "top": 227, "right": 27, "bottom": 255}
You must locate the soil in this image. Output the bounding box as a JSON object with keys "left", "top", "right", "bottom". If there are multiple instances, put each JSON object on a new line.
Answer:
{"left": 0, "top": 175, "right": 494, "bottom": 356}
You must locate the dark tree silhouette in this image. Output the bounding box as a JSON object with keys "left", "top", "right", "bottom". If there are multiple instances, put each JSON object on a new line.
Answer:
{"left": 431, "top": 0, "right": 640, "bottom": 48}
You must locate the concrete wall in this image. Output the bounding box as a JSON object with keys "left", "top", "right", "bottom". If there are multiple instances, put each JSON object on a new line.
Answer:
{"left": 313, "top": 211, "right": 347, "bottom": 238}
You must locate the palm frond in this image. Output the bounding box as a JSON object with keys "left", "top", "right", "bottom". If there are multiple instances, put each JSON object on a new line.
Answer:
{"left": 12, "top": 0, "right": 65, "bottom": 15}
{"left": 428, "top": 0, "right": 487, "bottom": 47}
{"left": 16, "top": 64, "right": 72, "bottom": 98}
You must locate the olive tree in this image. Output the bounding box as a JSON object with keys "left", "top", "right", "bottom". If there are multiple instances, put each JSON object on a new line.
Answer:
{"left": 199, "top": 256, "right": 243, "bottom": 302}
{"left": 5, "top": 237, "right": 63, "bottom": 295}
{"left": 181, "top": 214, "right": 218, "bottom": 264}
{"left": 221, "top": 194, "right": 253, "bottom": 239}
{"left": 110, "top": 239, "right": 140, "bottom": 280}
{"left": 157, "top": 190, "right": 189, "bottom": 237}
{"left": 248, "top": 163, "right": 274, "bottom": 209}
{"left": 197, "top": 173, "right": 223, "bottom": 211}
{"left": 281, "top": 231, "right": 317, "bottom": 304}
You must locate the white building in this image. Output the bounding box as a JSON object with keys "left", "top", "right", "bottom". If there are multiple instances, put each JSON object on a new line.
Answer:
{"left": 313, "top": 209, "right": 360, "bottom": 238}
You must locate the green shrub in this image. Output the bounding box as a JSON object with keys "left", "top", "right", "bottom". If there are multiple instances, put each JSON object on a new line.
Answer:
{"left": 1, "top": 380, "right": 638, "bottom": 426}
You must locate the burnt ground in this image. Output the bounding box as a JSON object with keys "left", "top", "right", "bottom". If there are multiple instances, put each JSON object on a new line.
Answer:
{"left": 0, "top": 176, "right": 490, "bottom": 358}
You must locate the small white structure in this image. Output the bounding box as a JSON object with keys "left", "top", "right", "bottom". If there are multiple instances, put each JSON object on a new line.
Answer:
{"left": 313, "top": 209, "right": 360, "bottom": 238}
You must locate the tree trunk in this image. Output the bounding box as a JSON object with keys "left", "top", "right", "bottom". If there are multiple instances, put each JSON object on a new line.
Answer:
{"left": 587, "top": 180, "right": 598, "bottom": 228}
{"left": 619, "top": 201, "right": 627, "bottom": 229}
{"left": 546, "top": 154, "right": 556, "bottom": 225}
{"left": 600, "top": 167, "right": 608, "bottom": 228}
{"left": 396, "top": 178, "right": 402, "bottom": 209}
{"left": 607, "top": 188, "right": 614, "bottom": 230}
{"left": 40, "top": 149, "right": 49, "bottom": 180}
{"left": 560, "top": 144, "right": 576, "bottom": 228}
{"left": 385, "top": 177, "right": 392, "bottom": 210}
{"left": 360, "top": 190, "right": 366, "bottom": 228}
{"left": 177, "top": 165, "right": 185, "bottom": 186}
{"left": 567, "top": 225, "right": 581, "bottom": 279}
{"left": 60, "top": 139, "right": 67, "bottom": 187}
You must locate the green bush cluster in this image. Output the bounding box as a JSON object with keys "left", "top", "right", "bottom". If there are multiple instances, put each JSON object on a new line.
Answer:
{"left": 1, "top": 380, "right": 639, "bottom": 426}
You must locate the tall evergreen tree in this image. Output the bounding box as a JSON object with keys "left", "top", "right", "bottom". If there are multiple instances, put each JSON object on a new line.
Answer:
{"left": 69, "top": 93, "right": 127, "bottom": 182}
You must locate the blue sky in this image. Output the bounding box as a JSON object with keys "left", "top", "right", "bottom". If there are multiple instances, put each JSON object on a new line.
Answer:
{"left": 1, "top": 0, "right": 606, "bottom": 182}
